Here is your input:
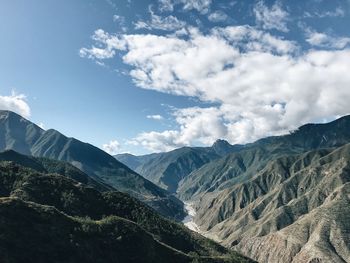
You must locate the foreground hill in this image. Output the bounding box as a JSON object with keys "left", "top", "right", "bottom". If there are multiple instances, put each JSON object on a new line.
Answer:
{"left": 0, "top": 110, "right": 184, "bottom": 220}
{"left": 0, "top": 159, "right": 254, "bottom": 263}
{"left": 115, "top": 140, "right": 242, "bottom": 193}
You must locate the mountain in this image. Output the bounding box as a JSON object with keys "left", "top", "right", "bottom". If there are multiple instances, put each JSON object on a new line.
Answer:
{"left": 115, "top": 140, "right": 242, "bottom": 194}
{"left": 178, "top": 115, "right": 350, "bottom": 201}
{"left": 0, "top": 160, "right": 254, "bottom": 263}
{"left": 0, "top": 149, "right": 112, "bottom": 192}
{"left": 196, "top": 144, "right": 350, "bottom": 262}
{"left": 175, "top": 116, "right": 350, "bottom": 262}
{"left": 0, "top": 110, "right": 184, "bottom": 220}
{"left": 211, "top": 139, "right": 243, "bottom": 156}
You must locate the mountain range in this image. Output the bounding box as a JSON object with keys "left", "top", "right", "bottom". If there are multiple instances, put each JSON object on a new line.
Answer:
{"left": 0, "top": 110, "right": 184, "bottom": 220}
{"left": 2, "top": 109, "right": 350, "bottom": 262}
{"left": 116, "top": 115, "right": 350, "bottom": 263}
{"left": 0, "top": 153, "right": 253, "bottom": 262}
{"left": 115, "top": 139, "right": 242, "bottom": 194}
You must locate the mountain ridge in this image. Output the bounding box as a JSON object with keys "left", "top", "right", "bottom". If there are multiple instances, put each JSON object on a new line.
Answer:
{"left": 0, "top": 110, "right": 185, "bottom": 220}
{"left": 0, "top": 159, "right": 254, "bottom": 263}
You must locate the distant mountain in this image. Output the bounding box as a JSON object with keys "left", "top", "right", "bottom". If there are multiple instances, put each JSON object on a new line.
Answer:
{"left": 175, "top": 115, "right": 350, "bottom": 262}
{"left": 212, "top": 139, "right": 243, "bottom": 156}
{"left": 0, "top": 110, "right": 184, "bottom": 220}
{"left": 115, "top": 140, "right": 242, "bottom": 193}
{"left": 178, "top": 115, "right": 350, "bottom": 200}
{"left": 193, "top": 144, "right": 350, "bottom": 262}
{"left": 0, "top": 160, "right": 254, "bottom": 263}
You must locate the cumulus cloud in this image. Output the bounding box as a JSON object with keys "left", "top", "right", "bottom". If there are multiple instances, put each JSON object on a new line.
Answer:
{"left": 0, "top": 91, "right": 31, "bottom": 118}
{"left": 134, "top": 12, "right": 186, "bottom": 31}
{"left": 254, "top": 1, "right": 289, "bottom": 32}
{"left": 305, "top": 28, "right": 350, "bottom": 49}
{"left": 131, "top": 107, "right": 227, "bottom": 152}
{"left": 147, "top": 114, "right": 164, "bottom": 120}
{"left": 102, "top": 140, "right": 121, "bottom": 155}
{"left": 81, "top": 25, "right": 350, "bottom": 152}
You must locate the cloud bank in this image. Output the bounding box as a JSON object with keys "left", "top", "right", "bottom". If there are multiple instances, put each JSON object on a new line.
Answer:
{"left": 81, "top": 20, "right": 350, "bottom": 152}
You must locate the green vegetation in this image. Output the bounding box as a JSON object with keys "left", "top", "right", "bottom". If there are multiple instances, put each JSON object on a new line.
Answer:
{"left": 0, "top": 159, "right": 254, "bottom": 263}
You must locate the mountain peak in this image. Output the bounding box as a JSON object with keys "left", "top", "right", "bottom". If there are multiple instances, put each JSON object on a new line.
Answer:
{"left": 211, "top": 139, "right": 240, "bottom": 156}
{"left": 212, "top": 139, "right": 231, "bottom": 148}
{"left": 0, "top": 110, "right": 22, "bottom": 120}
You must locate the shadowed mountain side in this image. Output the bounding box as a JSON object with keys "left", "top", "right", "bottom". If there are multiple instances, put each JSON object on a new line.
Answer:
{"left": 0, "top": 149, "right": 112, "bottom": 192}
{"left": 0, "top": 161, "right": 254, "bottom": 263}
{"left": 0, "top": 198, "right": 189, "bottom": 263}
{"left": 0, "top": 110, "right": 185, "bottom": 220}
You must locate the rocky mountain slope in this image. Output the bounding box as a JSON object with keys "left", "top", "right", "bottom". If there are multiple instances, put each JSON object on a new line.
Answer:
{"left": 0, "top": 110, "right": 184, "bottom": 220}
{"left": 115, "top": 140, "right": 242, "bottom": 193}
{"left": 0, "top": 158, "right": 254, "bottom": 263}
{"left": 178, "top": 115, "right": 350, "bottom": 200}
{"left": 175, "top": 116, "right": 350, "bottom": 263}
{"left": 196, "top": 144, "right": 350, "bottom": 262}
{"left": 115, "top": 115, "right": 350, "bottom": 262}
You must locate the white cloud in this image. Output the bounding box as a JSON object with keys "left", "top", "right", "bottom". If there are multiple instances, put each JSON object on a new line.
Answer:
{"left": 304, "top": 6, "right": 345, "bottom": 18}
{"left": 0, "top": 91, "right": 31, "bottom": 118}
{"left": 182, "top": 0, "right": 212, "bottom": 14}
{"left": 158, "top": 0, "right": 212, "bottom": 14}
{"left": 81, "top": 26, "right": 350, "bottom": 152}
{"left": 147, "top": 114, "right": 164, "bottom": 120}
{"left": 134, "top": 12, "right": 186, "bottom": 31}
{"left": 305, "top": 29, "right": 350, "bottom": 49}
{"left": 158, "top": 0, "right": 174, "bottom": 12}
{"left": 102, "top": 140, "right": 121, "bottom": 155}
{"left": 254, "top": 1, "right": 289, "bottom": 32}
{"left": 208, "top": 11, "right": 229, "bottom": 22}
{"left": 79, "top": 29, "right": 126, "bottom": 60}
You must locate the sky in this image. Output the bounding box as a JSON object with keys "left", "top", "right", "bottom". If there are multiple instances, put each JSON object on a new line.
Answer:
{"left": 1, "top": 0, "right": 350, "bottom": 155}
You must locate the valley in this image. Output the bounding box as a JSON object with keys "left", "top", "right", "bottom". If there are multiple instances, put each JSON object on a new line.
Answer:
{"left": 3, "top": 1, "right": 350, "bottom": 262}
{"left": 182, "top": 202, "right": 201, "bottom": 233}
{"left": 0, "top": 109, "right": 350, "bottom": 262}
{"left": 117, "top": 115, "right": 350, "bottom": 263}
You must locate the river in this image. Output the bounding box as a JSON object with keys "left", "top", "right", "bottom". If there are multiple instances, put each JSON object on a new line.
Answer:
{"left": 182, "top": 202, "right": 201, "bottom": 233}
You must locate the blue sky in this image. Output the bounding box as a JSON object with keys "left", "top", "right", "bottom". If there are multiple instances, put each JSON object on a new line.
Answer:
{"left": 1, "top": 0, "right": 350, "bottom": 155}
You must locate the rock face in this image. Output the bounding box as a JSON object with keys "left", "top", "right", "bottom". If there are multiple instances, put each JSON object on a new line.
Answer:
{"left": 0, "top": 110, "right": 184, "bottom": 220}
{"left": 175, "top": 116, "right": 350, "bottom": 263}
{"left": 0, "top": 159, "right": 254, "bottom": 263}
{"left": 195, "top": 145, "right": 350, "bottom": 262}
